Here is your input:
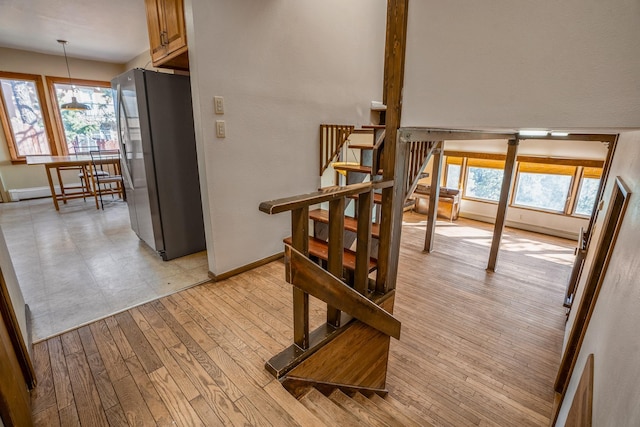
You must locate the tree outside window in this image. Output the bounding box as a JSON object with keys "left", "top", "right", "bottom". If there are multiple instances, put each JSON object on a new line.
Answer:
{"left": 514, "top": 173, "right": 572, "bottom": 212}
{"left": 46, "top": 77, "right": 116, "bottom": 154}
{"left": 465, "top": 166, "right": 504, "bottom": 201}
{"left": 0, "top": 72, "right": 56, "bottom": 161}
{"left": 574, "top": 177, "right": 600, "bottom": 216}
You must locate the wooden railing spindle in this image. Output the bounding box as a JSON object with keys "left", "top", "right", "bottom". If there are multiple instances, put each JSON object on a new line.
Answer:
{"left": 291, "top": 206, "right": 310, "bottom": 349}
{"left": 319, "top": 124, "right": 355, "bottom": 176}
{"left": 326, "top": 197, "right": 345, "bottom": 327}
{"left": 355, "top": 190, "right": 373, "bottom": 294}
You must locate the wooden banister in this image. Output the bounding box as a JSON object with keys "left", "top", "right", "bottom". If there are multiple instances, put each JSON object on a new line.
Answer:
{"left": 320, "top": 124, "right": 355, "bottom": 176}
{"left": 403, "top": 140, "right": 439, "bottom": 202}
{"left": 286, "top": 244, "right": 401, "bottom": 339}
{"left": 261, "top": 179, "right": 397, "bottom": 380}
{"left": 260, "top": 127, "right": 418, "bottom": 389}
{"left": 259, "top": 180, "right": 393, "bottom": 215}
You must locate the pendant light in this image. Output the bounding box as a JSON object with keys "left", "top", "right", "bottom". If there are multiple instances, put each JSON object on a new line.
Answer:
{"left": 57, "top": 39, "right": 91, "bottom": 111}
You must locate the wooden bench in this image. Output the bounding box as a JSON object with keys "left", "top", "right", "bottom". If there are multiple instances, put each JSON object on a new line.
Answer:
{"left": 412, "top": 185, "right": 461, "bottom": 221}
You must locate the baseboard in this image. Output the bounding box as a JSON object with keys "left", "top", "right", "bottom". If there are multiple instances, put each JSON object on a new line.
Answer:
{"left": 208, "top": 252, "right": 284, "bottom": 282}
{"left": 459, "top": 212, "right": 579, "bottom": 240}
{"left": 8, "top": 186, "right": 58, "bottom": 201}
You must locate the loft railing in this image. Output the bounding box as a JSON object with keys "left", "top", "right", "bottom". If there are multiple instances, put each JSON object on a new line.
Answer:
{"left": 259, "top": 180, "right": 400, "bottom": 383}
{"left": 319, "top": 124, "right": 355, "bottom": 175}
{"left": 403, "top": 140, "right": 440, "bottom": 201}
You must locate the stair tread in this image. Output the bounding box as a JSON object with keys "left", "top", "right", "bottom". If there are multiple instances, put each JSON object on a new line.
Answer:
{"left": 283, "top": 236, "right": 377, "bottom": 272}
{"left": 352, "top": 392, "right": 419, "bottom": 427}
{"left": 300, "top": 388, "right": 368, "bottom": 427}
{"left": 370, "top": 394, "right": 428, "bottom": 427}
{"left": 328, "top": 389, "right": 391, "bottom": 427}
{"left": 349, "top": 143, "right": 375, "bottom": 150}
{"left": 309, "top": 208, "right": 380, "bottom": 239}
{"left": 351, "top": 128, "right": 374, "bottom": 135}
{"left": 263, "top": 380, "right": 326, "bottom": 426}
{"left": 346, "top": 192, "right": 382, "bottom": 205}
{"left": 332, "top": 163, "right": 373, "bottom": 174}
{"left": 362, "top": 124, "right": 386, "bottom": 129}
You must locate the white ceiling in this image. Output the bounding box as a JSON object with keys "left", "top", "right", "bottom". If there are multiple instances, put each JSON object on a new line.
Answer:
{"left": 0, "top": 0, "right": 150, "bottom": 64}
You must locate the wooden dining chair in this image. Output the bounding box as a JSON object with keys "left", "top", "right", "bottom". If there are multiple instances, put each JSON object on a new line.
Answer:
{"left": 88, "top": 150, "right": 126, "bottom": 209}
{"left": 77, "top": 146, "right": 107, "bottom": 199}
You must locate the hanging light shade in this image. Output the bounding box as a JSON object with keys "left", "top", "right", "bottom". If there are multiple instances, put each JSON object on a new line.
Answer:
{"left": 57, "top": 40, "right": 91, "bottom": 111}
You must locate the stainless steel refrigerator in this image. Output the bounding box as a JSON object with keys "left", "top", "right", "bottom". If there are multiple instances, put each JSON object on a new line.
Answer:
{"left": 112, "top": 69, "right": 205, "bottom": 260}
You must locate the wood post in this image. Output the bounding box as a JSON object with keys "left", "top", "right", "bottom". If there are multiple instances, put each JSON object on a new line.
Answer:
{"left": 377, "top": 0, "right": 409, "bottom": 293}
{"left": 355, "top": 191, "right": 373, "bottom": 295}
{"left": 584, "top": 137, "right": 617, "bottom": 248}
{"left": 327, "top": 198, "right": 345, "bottom": 327}
{"left": 291, "top": 207, "right": 310, "bottom": 349}
{"left": 487, "top": 139, "right": 519, "bottom": 272}
{"left": 424, "top": 142, "right": 443, "bottom": 253}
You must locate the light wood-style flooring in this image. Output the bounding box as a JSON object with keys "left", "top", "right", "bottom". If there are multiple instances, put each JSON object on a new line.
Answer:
{"left": 29, "top": 215, "right": 573, "bottom": 426}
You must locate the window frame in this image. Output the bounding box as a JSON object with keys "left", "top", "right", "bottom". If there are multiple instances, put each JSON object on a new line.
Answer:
{"left": 0, "top": 71, "right": 57, "bottom": 163}
{"left": 45, "top": 76, "right": 114, "bottom": 156}
{"left": 462, "top": 158, "right": 506, "bottom": 204}
{"left": 443, "top": 156, "right": 464, "bottom": 190}
{"left": 443, "top": 150, "right": 605, "bottom": 218}
{"left": 572, "top": 167, "right": 603, "bottom": 218}
{"left": 511, "top": 162, "right": 576, "bottom": 214}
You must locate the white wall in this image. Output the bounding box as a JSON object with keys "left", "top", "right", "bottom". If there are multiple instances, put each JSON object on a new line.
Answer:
{"left": 0, "top": 227, "right": 29, "bottom": 356}
{"left": 402, "top": 0, "right": 640, "bottom": 129}
{"left": 557, "top": 131, "right": 640, "bottom": 425}
{"left": 185, "top": 0, "right": 386, "bottom": 275}
{"left": 0, "top": 48, "right": 124, "bottom": 195}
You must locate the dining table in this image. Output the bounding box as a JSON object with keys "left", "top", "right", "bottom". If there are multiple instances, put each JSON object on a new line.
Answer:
{"left": 26, "top": 153, "right": 122, "bottom": 211}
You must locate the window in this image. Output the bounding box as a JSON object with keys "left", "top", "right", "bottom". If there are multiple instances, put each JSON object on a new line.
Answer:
{"left": 0, "top": 72, "right": 56, "bottom": 161}
{"left": 46, "top": 77, "right": 117, "bottom": 154}
{"left": 444, "top": 157, "right": 462, "bottom": 189}
{"left": 464, "top": 159, "right": 505, "bottom": 202}
{"left": 574, "top": 167, "right": 602, "bottom": 216}
{"left": 513, "top": 163, "right": 575, "bottom": 213}
{"left": 443, "top": 150, "right": 605, "bottom": 218}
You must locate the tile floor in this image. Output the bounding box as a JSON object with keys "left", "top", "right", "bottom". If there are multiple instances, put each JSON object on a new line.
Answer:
{"left": 0, "top": 197, "right": 210, "bottom": 342}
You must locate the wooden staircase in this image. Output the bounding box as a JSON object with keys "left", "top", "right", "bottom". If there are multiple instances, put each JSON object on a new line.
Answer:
{"left": 327, "top": 123, "right": 438, "bottom": 204}
{"left": 316, "top": 122, "right": 440, "bottom": 266}
{"left": 258, "top": 121, "right": 442, "bottom": 421}
{"left": 292, "top": 386, "right": 434, "bottom": 426}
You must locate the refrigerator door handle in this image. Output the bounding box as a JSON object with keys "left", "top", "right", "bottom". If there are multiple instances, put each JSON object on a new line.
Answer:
{"left": 117, "top": 83, "right": 135, "bottom": 190}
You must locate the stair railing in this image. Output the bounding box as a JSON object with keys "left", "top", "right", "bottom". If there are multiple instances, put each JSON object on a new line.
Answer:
{"left": 259, "top": 180, "right": 399, "bottom": 379}
{"left": 319, "top": 124, "right": 355, "bottom": 175}
{"left": 360, "top": 125, "right": 386, "bottom": 175}
{"left": 403, "top": 140, "right": 440, "bottom": 201}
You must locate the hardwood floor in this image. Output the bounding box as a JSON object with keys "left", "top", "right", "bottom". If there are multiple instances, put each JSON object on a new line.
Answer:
{"left": 29, "top": 215, "right": 573, "bottom": 426}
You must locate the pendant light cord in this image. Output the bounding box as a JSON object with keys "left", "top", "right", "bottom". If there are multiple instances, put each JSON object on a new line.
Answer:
{"left": 58, "top": 40, "right": 73, "bottom": 86}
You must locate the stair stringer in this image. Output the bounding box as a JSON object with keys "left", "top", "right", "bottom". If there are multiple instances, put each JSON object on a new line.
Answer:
{"left": 280, "top": 294, "right": 394, "bottom": 392}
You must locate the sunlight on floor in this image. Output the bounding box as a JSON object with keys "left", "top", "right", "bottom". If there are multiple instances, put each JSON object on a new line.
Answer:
{"left": 403, "top": 213, "right": 574, "bottom": 266}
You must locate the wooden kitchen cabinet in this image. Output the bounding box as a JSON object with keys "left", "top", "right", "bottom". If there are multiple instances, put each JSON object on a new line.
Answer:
{"left": 144, "top": 0, "right": 189, "bottom": 70}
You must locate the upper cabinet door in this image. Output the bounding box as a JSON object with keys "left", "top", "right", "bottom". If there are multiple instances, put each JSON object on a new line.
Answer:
{"left": 145, "top": 0, "right": 166, "bottom": 63}
{"left": 162, "top": 0, "right": 187, "bottom": 56}
{"left": 144, "top": 0, "right": 189, "bottom": 71}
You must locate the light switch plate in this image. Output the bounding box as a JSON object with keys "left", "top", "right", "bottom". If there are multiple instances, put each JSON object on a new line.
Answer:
{"left": 214, "top": 96, "right": 224, "bottom": 114}
{"left": 216, "top": 120, "right": 226, "bottom": 138}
